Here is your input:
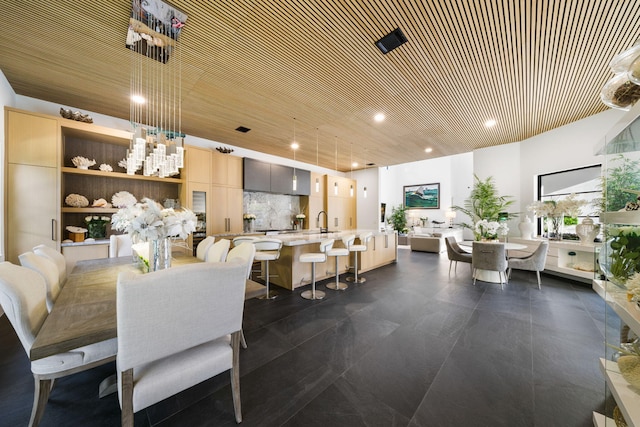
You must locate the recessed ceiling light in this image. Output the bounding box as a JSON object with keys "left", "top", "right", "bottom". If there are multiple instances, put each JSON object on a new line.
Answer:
{"left": 291, "top": 142, "right": 299, "bottom": 150}
{"left": 484, "top": 119, "right": 497, "bottom": 128}
{"left": 131, "top": 94, "right": 145, "bottom": 104}
{"left": 425, "top": 148, "right": 433, "bottom": 153}
{"left": 352, "top": 162, "right": 359, "bottom": 168}
{"left": 374, "top": 113, "right": 385, "bottom": 122}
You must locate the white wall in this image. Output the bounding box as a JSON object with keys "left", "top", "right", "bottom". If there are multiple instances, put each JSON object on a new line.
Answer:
{"left": 379, "top": 108, "right": 628, "bottom": 238}
{"left": 353, "top": 167, "right": 379, "bottom": 230}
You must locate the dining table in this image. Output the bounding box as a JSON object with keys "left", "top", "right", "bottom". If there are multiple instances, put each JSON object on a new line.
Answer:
{"left": 457, "top": 240, "right": 528, "bottom": 283}
{"left": 30, "top": 255, "right": 266, "bottom": 361}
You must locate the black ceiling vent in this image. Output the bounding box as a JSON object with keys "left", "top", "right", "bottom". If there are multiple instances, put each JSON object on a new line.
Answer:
{"left": 235, "top": 126, "right": 251, "bottom": 133}
{"left": 375, "top": 28, "right": 408, "bottom": 54}
{"left": 366, "top": 162, "right": 376, "bottom": 166}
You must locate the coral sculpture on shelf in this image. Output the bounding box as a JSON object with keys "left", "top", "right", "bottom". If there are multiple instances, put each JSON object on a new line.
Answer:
{"left": 99, "top": 163, "right": 113, "bottom": 172}
{"left": 65, "top": 193, "right": 89, "bottom": 207}
{"left": 111, "top": 191, "right": 137, "bottom": 208}
{"left": 118, "top": 158, "right": 128, "bottom": 170}
{"left": 71, "top": 156, "right": 96, "bottom": 169}
{"left": 92, "top": 198, "right": 112, "bottom": 208}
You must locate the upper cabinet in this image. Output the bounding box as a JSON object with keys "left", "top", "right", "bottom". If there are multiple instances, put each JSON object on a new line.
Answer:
{"left": 212, "top": 151, "right": 242, "bottom": 188}
{"left": 6, "top": 109, "right": 58, "bottom": 167}
{"left": 185, "top": 146, "right": 211, "bottom": 184}
{"left": 243, "top": 157, "right": 310, "bottom": 195}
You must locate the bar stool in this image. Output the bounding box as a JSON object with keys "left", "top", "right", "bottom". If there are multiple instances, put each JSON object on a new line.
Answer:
{"left": 232, "top": 236, "right": 259, "bottom": 278}
{"left": 326, "top": 235, "right": 354, "bottom": 291}
{"left": 254, "top": 238, "right": 283, "bottom": 300}
{"left": 346, "top": 232, "right": 373, "bottom": 283}
{"left": 299, "top": 238, "right": 334, "bottom": 300}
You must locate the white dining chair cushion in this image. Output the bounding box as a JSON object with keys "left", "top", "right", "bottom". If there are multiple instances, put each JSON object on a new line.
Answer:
{"left": 205, "top": 238, "right": 231, "bottom": 262}
{"left": 33, "top": 244, "right": 67, "bottom": 285}
{"left": 226, "top": 243, "right": 256, "bottom": 279}
{"left": 254, "top": 250, "right": 280, "bottom": 261}
{"left": 300, "top": 253, "right": 326, "bottom": 263}
{"left": 18, "top": 251, "right": 61, "bottom": 312}
{"left": 327, "top": 247, "right": 349, "bottom": 257}
{"left": 195, "top": 236, "right": 215, "bottom": 261}
{"left": 117, "top": 336, "right": 232, "bottom": 412}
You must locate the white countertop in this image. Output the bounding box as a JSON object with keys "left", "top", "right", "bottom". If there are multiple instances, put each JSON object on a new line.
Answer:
{"left": 260, "top": 229, "right": 395, "bottom": 246}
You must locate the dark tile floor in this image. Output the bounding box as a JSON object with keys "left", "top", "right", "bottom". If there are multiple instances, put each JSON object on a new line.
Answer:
{"left": 0, "top": 248, "right": 613, "bottom": 426}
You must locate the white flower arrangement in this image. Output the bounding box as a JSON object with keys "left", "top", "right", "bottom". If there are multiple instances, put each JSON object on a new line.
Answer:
{"left": 243, "top": 213, "right": 256, "bottom": 220}
{"left": 527, "top": 193, "right": 586, "bottom": 218}
{"left": 71, "top": 156, "right": 96, "bottom": 169}
{"left": 111, "top": 198, "right": 197, "bottom": 242}
{"left": 65, "top": 193, "right": 89, "bottom": 207}
{"left": 474, "top": 219, "right": 508, "bottom": 240}
{"left": 111, "top": 191, "right": 137, "bottom": 208}
{"left": 296, "top": 213, "right": 306, "bottom": 219}
{"left": 99, "top": 163, "right": 113, "bottom": 172}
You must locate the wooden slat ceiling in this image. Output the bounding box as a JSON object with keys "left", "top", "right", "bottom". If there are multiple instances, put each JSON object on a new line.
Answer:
{"left": 1, "top": 1, "right": 640, "bottom": 171}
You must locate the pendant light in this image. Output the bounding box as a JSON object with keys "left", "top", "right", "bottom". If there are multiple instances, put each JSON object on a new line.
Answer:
{"left": 315, "top": 128, "right": 320, "bottom": 193}
{"left": 349, "top": 143, "right": 354, "bottom": 197}
{"left": 334, "top": 137, "right": 339, "bottom": 196}
{"left": 292, "top": 118, "right": 298, "bottom": 192}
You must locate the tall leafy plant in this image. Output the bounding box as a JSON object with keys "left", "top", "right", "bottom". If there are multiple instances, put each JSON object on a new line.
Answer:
{"left": 453, "top": 175, "right": 516, "bottom": 231}
{"left": 388, "top": 204, "right": 408, "bottom": 233}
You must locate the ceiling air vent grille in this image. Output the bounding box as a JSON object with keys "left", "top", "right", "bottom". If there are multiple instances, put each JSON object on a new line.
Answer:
{"left": 375, "top": 28, "right": 408, "bottom": 54}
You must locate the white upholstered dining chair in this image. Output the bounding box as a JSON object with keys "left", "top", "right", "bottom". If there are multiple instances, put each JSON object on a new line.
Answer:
{"left": 116, "top": 262, "right": 247, "bottom": 426}
{"left": 0, "top": 262, "right": 117, "bottom": 427}
{"left": 195, "top": 235, "right": 216, "bottom": 261}
{"left": 205, "top": 238, "right": 231, "bottom": 263}
{"left": 19, "top": 251, "right": 62, "bottom": 313}
{"left": 109, "top": 234, "right": 133, "bottom": 258}
{"left": 33, "top": 244, "right": 67, "bottom": 286}
{"left": 472, "top": 241, "right": 508, "bottom": 290}
{"left": 225, "top": 242, "right": 256, "bottom": 349}
{"left": 507, "top": 240, "right": 549, "bottom": 289}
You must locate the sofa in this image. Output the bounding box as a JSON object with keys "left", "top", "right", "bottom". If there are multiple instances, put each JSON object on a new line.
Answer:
{"left": 410, "top": 227, "right": 464, "bottom": 253}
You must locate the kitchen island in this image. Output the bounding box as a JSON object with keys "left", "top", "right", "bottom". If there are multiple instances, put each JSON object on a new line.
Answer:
{"left": 215, "top": 230, "right": 397, "bottom": 290}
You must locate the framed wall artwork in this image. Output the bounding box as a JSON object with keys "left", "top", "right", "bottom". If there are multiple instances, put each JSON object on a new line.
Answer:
{"left": 403, "top": 183, "right": 440, "bottom": 209}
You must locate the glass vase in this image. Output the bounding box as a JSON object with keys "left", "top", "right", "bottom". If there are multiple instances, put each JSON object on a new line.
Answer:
{"left": 244, "top": 219, "right": 254, "bottom": 233}
{"left": 87, "top": 221, "right": 107, "bottom": 239}
{"left": 546, "top": 215, "right": 563, "bottom": 240}
{"left": 149, "top": 238, "right": 172, "bottom": 272}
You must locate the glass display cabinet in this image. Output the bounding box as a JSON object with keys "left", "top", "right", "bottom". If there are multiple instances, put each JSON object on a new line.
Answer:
{"left": 593, "top": 102, "right": 640, "bottom": 426}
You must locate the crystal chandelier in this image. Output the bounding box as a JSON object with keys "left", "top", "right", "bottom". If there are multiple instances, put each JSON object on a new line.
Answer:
{"left": 125, "top": 0, "right": 187, "bottom": 178}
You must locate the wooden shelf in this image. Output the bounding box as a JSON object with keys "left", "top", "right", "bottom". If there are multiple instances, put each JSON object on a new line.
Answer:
{"left": 61, "top": 208, "right": 118, "bottom": 214}
{"left": 62, "top": 167, "right": 184, "bottom": 184}
{"left": 60, "top": 120, "right": 132, "bottom": 145}
{"left": 600, "top": 358, "right": 640, "bottom": 427}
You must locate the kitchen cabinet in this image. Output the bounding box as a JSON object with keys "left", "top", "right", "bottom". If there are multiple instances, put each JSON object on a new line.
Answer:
{"left": 5, "top": 108, "right": 59, "bottom": 263}
{"left": 212, "top": 151, "right": 242, "bottom": 188}
{"left": 243, "top": 157, "right": 310, "bottom": 195}
{"left": 185, "top": 145, "right": 211, "bottom": 184}
{"left": 325, "top": 174, "right": 356, "bottom": 231}
{"left": 211, "top": 186, "right": 243, "bottom": 233}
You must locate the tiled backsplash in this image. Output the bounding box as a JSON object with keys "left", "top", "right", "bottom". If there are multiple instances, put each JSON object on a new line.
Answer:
{"left": 243, "top": 191, "right": 303, "bottom": 230}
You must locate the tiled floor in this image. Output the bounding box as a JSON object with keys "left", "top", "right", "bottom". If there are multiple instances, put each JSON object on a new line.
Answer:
{"left": 0, "top": 248, "right": 613, "bottom": 426}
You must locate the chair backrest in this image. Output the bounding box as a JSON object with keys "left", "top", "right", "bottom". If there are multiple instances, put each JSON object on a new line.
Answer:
{"left": 472, "top": 242, "right": 507, "bottom": 271}
{"left": 254, "top": 238, "right": 283, "bottom": 252}
{"left": 205, "top": 239, "right": 231, "bottom": 262}
{"left": 359, "top": 232, "right": 373, "bottom": 245}
{"left": 195, "top": 236, "right": 216, "bottom": 261}
{"left": 18, "top": 251, "right": 61, "bottom": 313}
{"left": 342, "top": 234, "right": 356, "bottom": 248}
{"left": 33, "top": 244, "right": 67, "bottom": 286}
{"left": 226, "top": 242, "right": 257, "bottom": 279}
{"left": 529, "top": 241, "right": 549, "bottom": 269}
{"left": 109, "top": 234, "right": 133, "bottom": 258}
{"left": 232, "top": 236, "right": 258, "bottom": 247}
{"left": 0, "top": 262, "right": 48, "bottom": 353}
{"left": 319, "top": 239, "right": 335, "bottom": 253}
{"left": 116, "top": 262, "right": 247, "bottom": 372}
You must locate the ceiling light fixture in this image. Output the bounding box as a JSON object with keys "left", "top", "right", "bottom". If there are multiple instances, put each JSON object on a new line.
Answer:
{"left": 484, "top": 119, "right": 497, "bottom": 128}
{"left": 292, "top": 118, "right": 298, "bottom": 191}
{"left": 374, "top": 113, "right": 385, "bottom": 122}
{"left": 126, "top": 0, "right": 187, "bottom": 178}
{"left": 315, "top": 128, "right": 320, "bottom": 193}
{"left": 334, "top": 137, "right": 339, "bottom": 196}
{"left": 425, "top": 148, "right": 433, "bottom": 153}
{"left": 350, "top": 143, "right": 354, "bottom": 197}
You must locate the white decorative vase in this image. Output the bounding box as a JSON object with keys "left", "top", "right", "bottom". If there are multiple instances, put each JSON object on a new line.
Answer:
{"left": 575, "top": 217, "right": 600, "bottom": 245}
{"left": 518, "top": 218, "right": 535, "bottom": 240}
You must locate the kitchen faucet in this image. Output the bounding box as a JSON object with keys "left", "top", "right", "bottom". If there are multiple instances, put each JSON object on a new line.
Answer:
{"left": 317, "top": 210, "right": 328, "bottom": 233}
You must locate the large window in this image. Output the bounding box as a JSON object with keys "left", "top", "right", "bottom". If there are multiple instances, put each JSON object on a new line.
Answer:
{"left": 537, "top": 165, "right": 602, "bottom": 238}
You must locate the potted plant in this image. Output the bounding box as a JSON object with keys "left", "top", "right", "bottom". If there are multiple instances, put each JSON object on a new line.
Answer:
{"left": 388, "top": 204, "right": 408, "bottom": 234}
{"left": 598, "top": 154, "right": 640, "bottom": 213}
{"left": 453, "top": 175, "right": 516, "bottom": 238}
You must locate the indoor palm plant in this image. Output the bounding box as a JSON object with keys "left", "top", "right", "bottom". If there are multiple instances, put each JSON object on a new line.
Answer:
{"left": 453, "top": 175, "right": 516, "bottom": 239}
{"left": 388, "top": 204, "right": 408, "bottom": 234}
